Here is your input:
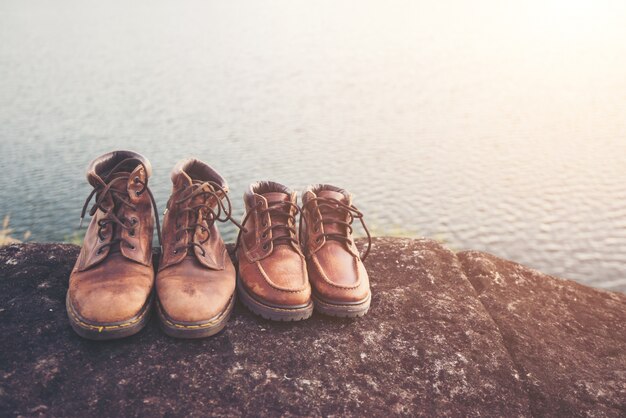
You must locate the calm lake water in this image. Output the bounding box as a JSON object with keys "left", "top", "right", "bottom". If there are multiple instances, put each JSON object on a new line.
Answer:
{"left": 1, "top": 1, "right": 625, "bottom": 291}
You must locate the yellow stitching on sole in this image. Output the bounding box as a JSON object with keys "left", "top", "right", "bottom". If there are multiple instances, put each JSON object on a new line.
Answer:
{"left": 67, "top": 300, "right": 148, "bottom": 332}
{"left": 157, "top": 296, "right": 233, "bottom": 329}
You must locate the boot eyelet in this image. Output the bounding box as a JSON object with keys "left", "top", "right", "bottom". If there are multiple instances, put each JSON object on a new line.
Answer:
{"left": 316, "top": 237, "right": 322, "bottom": 243}
{"left": 314, "top": 226, "right": 320, "bottom": 232}
{"left": 262, "top": 221, "right": 268, "bottom": 227}
{"left": 262, "top": 243, "right": 269, "bottom": 251}
{"left": 135, "top": 191, "right": 141, "bottom": 196}
{"left": 129, "top": 229, "right": 135, "bottom": 237}
{"left": 173, "top": 249, "right": 178, "bottom": 255}
{"left": 128, "top": 244, "right": 136, "bottom": 250}
{"left": 261, "top": 232, "right": 268, "bottom": 238}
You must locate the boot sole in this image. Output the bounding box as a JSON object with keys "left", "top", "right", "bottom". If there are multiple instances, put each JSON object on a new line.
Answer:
{"left": 237, "top": 275, "right": 313, "bottom": 321}
{"left": 312, "top": 292, "right": 371, "bottom": 318}
{"left": 156, "top": 293, "right": 235, "bottom": 339}
{"left": 66, "top": 292, "right": 152, "bottom": 340}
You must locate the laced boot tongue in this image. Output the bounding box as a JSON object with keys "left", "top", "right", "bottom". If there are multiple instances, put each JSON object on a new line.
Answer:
{"left": 99, "top": 171, "right": 132, "bottom": 254}
{"left": 107, "top": 171, "right": 132, "bottom": 219}
{"left": 316, "top": 189, "right": 350, "bottom": 238}
{"left": 108, "top": 171, "right": 131, "bottom": 191}
{"left": 192, "top": 181, "right": 220, "bottom": 208}
{"left": 190, "top": 181, "right": 219, "bottom": 239}
{"left": 178, "top": 168, "right": 223, "bottom": 211}
{"left": 174, "top": 172, "right": 216, "bottom": 253}
{"left": 261, "top": 192, "right": 292, "bottom": 244}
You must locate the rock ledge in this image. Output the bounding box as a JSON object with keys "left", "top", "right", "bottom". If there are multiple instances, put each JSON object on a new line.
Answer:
{"left": 0, "top": 238, "right": 624, "bottom": 417}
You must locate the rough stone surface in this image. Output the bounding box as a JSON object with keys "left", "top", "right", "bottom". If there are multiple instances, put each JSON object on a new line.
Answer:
{"left": 0, "top": 238, "right": 624, "bottom": 417}
{"left": 458, "top": 250, "right": 626, "bottom": 417}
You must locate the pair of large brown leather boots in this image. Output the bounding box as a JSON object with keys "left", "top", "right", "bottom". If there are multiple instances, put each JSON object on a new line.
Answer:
{"left": 67, "top": 151, "right": 371, "bottom": 340}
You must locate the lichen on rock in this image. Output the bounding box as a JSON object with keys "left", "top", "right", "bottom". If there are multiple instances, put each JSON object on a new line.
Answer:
{"left": 0, "top": 238, "right": 624, "bottom": 417}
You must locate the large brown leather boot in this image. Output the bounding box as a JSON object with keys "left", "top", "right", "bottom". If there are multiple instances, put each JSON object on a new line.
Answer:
{"left": 300, "top": 184, "right": 372, "bottom": 317}
{"left": 236, "top": 181, "right": 313, "bottom": 321}
{"left": 156, "top": 159, "right": 240, "bottom": 338}
{"left": 67, "top": 151, "right": 160, "bottom": 340}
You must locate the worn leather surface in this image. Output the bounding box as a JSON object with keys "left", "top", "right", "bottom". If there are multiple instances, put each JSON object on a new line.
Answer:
{"left": 157, "top": 258, "right": 236, "bottom": 322}
{"left": 69, "top": 253, "right": 154, "bottom": 323}
{"left": 301, "top": 187, "right": 371, "bottom": 303}
{"left": 156, "top": 159, "right": 236, "bottom": 322}
{"left": 68, "top": 150, "right": 155, "bottom": 323}
{"left": 237, "top": 183, "right": 311, "bottom": 307}
{"left": 76, "top": 164, "right": 154, "bottom": 271}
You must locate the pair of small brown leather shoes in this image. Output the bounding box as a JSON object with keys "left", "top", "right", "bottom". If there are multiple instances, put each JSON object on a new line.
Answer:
{"left": 66, "top": 151, "right": 371, "bottom": 340}
{"left": 236, "top": 181, "right": 372, "bottom": 322}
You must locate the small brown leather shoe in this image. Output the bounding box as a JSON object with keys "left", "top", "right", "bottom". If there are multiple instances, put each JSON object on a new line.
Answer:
{"left": 156, "top": 159, "right": 240, "bottom": 338}
{"left": 300, "top": 184, "right": 372, "bottom": 317}
{"left": 67, "top": 150, "right": 160, "bottom": 340}
{"left": 236, "top": 181, "right": 313, "bottom": 321}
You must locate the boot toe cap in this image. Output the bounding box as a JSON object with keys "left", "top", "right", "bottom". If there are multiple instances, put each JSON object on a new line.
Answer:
{"left": 69, "top": 284, "right": 151, "bottom": 324}
{"left": 244, "top": 279, "right": 311, "bottom": 308}
{"left": 157, "top": 275, "right": 235, "bottom": 323}
{"left": 240, "top": 264, "right": 311, "bottom": 308}
{"left": 309, "top": 257, "right": 371, "bottom": 303}
{"left": 159, "top": 287, "right": 234, "bottom": 323}
{"left": 315, "top": 285, "right": 370, "bottom": 304}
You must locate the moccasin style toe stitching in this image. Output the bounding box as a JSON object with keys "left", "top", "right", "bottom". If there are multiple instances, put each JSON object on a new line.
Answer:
{"left": 237, "top": 276, "right": 313, "bottom": 322}
{"left": 301, "top": 184, "right": 373, "bottom": 318}
{"left": 235, "top": 181, "right": 313, "bottom": 321}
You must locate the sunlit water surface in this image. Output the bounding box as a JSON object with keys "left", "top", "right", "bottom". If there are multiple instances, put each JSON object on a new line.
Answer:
{"left": 1, "top": 0, "right": 625, "bottom": 290}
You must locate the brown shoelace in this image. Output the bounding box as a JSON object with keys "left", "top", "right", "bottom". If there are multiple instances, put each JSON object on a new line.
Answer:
{"left": 167, "top": 180, "right": 243, "bottom": 257}
{"left": 300, "top": 196, "right": 372, "bottom": 260}
{"left": 234, "top": 200, "right": 301, "bottom": 253}
{"left": 79, "top": 158, "right": 162, "bottom": 255}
